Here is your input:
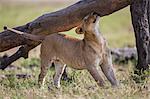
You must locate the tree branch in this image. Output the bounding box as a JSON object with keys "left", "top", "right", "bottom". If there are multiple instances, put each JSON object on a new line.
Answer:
{"left": 0, "top": 0, "right": 131, "bottom": 69}
{"left": 0, "top": 0, "right": 130, "bottom": 52}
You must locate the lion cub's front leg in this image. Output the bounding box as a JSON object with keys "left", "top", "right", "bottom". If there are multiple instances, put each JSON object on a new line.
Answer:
{"left": 86, "top": 64, "right": 105, "bottom": 87}
{"left": 101, "top": 49, "right": 119, "bottom": 86}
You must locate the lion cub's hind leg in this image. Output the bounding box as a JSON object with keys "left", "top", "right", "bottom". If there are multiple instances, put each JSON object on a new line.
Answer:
{"left": 53, "top": 60, "right": 66, "bottom": 88}
{"left": 86, "top": 63, "right": 105, "bottom": 87}
{"left": 38, "top": 56, "right": 52, "bottom": 87}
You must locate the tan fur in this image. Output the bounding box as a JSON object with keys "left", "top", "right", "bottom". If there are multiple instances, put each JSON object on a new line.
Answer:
{"left": 5, "top": 13, "right": 119, "bottom": 88}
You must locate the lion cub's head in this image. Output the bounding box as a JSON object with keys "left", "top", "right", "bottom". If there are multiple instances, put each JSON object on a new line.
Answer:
{"left": 76, "top": 12, "right": 100, "bottom": 34}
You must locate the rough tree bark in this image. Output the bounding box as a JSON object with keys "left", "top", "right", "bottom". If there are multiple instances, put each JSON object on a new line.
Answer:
{"left": 0, "top": 0, "right": 131, "bottom": 69}
{"left": 148, "top": 1, "right": 150, "bottom": 64}
{"left": 130, "top": 0, "right": 150, "bottom": 76}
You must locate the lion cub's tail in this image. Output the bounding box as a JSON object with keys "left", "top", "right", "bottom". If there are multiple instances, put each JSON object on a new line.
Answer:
{"left": 4, "top": 26, "right": 45, "bottom": 42}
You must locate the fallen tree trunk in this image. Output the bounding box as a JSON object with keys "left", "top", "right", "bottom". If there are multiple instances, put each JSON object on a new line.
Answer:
{"left": 0, "top": 0, "right": 131, "bottom": 52}
{"left": 0, "top": 74, "right": 32, "bottom": 80}
{"left": 111, "top": 47, "right": 137, "bottom": 63}
{"left": 0, "top": 0, "right": 131, "bottom": 69}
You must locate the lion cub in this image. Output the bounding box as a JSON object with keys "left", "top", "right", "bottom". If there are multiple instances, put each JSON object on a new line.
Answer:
{"left": 5, "top": 13, "right": 118, "bottom": 88}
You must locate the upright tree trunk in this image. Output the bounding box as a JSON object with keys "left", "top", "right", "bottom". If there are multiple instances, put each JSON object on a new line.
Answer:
{"left": 130, "top": 0, "right": 149, "bottom": 77}
{"left": 148, "top": 1, "right": 150, "bottom": 64}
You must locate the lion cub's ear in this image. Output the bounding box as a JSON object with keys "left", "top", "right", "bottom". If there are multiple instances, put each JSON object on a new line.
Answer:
{"left": 75, "top": 27, "right": 84, "bottom": 34}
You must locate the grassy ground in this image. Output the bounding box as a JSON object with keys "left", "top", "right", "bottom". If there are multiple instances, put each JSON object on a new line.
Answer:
{"left": 0, "top": 1, "right": 149, "bottom": 99}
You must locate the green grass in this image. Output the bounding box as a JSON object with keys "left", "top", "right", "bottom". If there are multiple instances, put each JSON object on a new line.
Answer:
{"left": 0, "top": 2, "right": 149, "bottom": 99}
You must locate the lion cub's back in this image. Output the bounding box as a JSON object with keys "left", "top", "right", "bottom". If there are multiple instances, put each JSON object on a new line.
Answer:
{"left": 43, "top": 33, "right": 81, "bottom": 47}
{"left": 41, "top": 33, "right": 82, "bottom": 57}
